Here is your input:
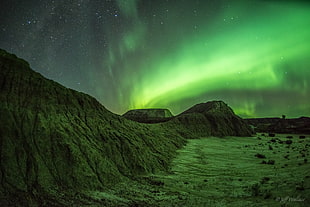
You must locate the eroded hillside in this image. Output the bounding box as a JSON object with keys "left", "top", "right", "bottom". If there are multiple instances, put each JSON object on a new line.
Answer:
{"left": 0, "top": 49, "right": 186, "bottom": 206}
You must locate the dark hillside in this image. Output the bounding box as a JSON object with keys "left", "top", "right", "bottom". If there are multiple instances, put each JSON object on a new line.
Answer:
{"left": 0, "top": 49, "right": 185, "bottom": 206}
{"left": 165, "top": 101, "right": 253, "bottom": 138}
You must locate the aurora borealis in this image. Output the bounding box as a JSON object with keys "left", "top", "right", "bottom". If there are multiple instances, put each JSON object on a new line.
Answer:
{"left": 1, "top": 0, "right": 309, "bottom": 117}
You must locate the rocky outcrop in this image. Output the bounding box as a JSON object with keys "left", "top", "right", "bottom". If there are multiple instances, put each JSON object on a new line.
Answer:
{"left": 123, "top": 108, "right": 173, "bottom": 123}
{"left": 0, "top": 49, "right": 186, "bottom": 206}
{"left": 165, "top": 101, "right": 253, "bottom": 137}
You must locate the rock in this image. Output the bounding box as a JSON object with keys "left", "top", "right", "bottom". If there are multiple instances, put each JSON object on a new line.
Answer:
{"left": 267, "top": 160, "right": 275, "bottom": 165}
{"left": 285, "top": 140, "right": 293, "bottom": 144}
{"left": 123, "top": 108, "right": 173, "bottom": 123}
{"left": 255, "top": 153, "right": 266, "bottom": 158}
{"left": 260, "top": 177, "right": 270, "bottom": 184}
{"left": 270, "top": 138, "right": 277, "bottom": 143}
{"left": 0, "top": 49, "right": 186, "bottom": 206}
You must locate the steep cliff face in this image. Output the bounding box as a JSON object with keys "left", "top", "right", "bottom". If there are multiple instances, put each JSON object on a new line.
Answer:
{"left": 166, "top": 101, "right": 253, "bottom": 137}
{"left": 0, "top": 49, "right": 186, "bottom": 206}
{"left": 123, "top": 108, "right": 173, "bottom": 123}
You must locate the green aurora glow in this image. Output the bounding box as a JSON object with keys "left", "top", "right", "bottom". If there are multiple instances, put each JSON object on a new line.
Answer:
{"left": 1, "top": 0, "right": 309, "bottom": 117}
{"left": 110, "top": 0, "right": 310, "bottom": 117}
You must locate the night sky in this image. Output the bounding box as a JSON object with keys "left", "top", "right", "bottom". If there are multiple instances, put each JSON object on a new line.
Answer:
{"left": 0, "top": 0, "right": 309, "bottom": 118}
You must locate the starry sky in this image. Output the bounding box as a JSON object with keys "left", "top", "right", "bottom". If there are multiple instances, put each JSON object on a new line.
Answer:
{"left": 0, "top": 0, "right": 309, "bottom": 118}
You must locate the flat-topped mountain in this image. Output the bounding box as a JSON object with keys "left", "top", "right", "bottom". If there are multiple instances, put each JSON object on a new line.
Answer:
{"left": 123, "top": 108, "right": 173, "bottom": 123}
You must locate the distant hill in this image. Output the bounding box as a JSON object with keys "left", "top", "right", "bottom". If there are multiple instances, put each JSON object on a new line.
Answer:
{"left": 245, "top": 117, "right": 310, "bottom": 134}
{"left": 180, "top": 101, "right": 234, "bottom": 115}
{"left": 122, "top": 102, "right": 252, "bottom": 137}
{"left": 0, "top": 49, "right": 186, "bottom": 206}
{"left": 123, "top": 108, "right": 173, "bottom": 123}
{"left": 168, "top": 101, "right": 253, "bottom": 137}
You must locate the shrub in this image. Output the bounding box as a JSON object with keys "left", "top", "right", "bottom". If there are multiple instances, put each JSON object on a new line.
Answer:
{"left": 260, "top": 177, "right": 270, "bottom": 184}
{"left": 285, "top": 140, "right": 293, "bottom": 144}
{"left": 255, "top": 153, "right": 266, "bottom": 159}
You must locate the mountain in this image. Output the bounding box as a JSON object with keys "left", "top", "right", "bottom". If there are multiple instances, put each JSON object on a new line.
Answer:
{"left": 164, "top": 101, "right": 253, "bottom": 137}
{"left": 121, "top": 101, "right": 252, "bottom": 137}
{"left": 0, "top": 49, "right": 186, "bottom": 206}
{"left": 122, "top": 108, "right": 173, "bottom": 123}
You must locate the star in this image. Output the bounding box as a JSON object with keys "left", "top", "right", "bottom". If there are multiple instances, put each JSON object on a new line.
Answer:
{"left": 0, "top": 0, "right": 308, "bottom": 117}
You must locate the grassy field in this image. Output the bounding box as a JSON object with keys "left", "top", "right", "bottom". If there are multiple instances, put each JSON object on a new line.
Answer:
{"left": 153, "top": 134, "right": 310, "bottom": 206}
{"left": 87, "top": 134, "right": 309, "bottom": 206}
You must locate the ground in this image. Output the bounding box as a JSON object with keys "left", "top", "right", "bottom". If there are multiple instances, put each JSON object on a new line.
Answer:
{"left": 86, "top": 134, "right": 310, "bottom": 207}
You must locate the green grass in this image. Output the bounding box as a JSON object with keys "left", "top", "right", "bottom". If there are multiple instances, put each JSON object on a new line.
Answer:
{"left": 87, "top": 134, "right": 310, "bottom": 206}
